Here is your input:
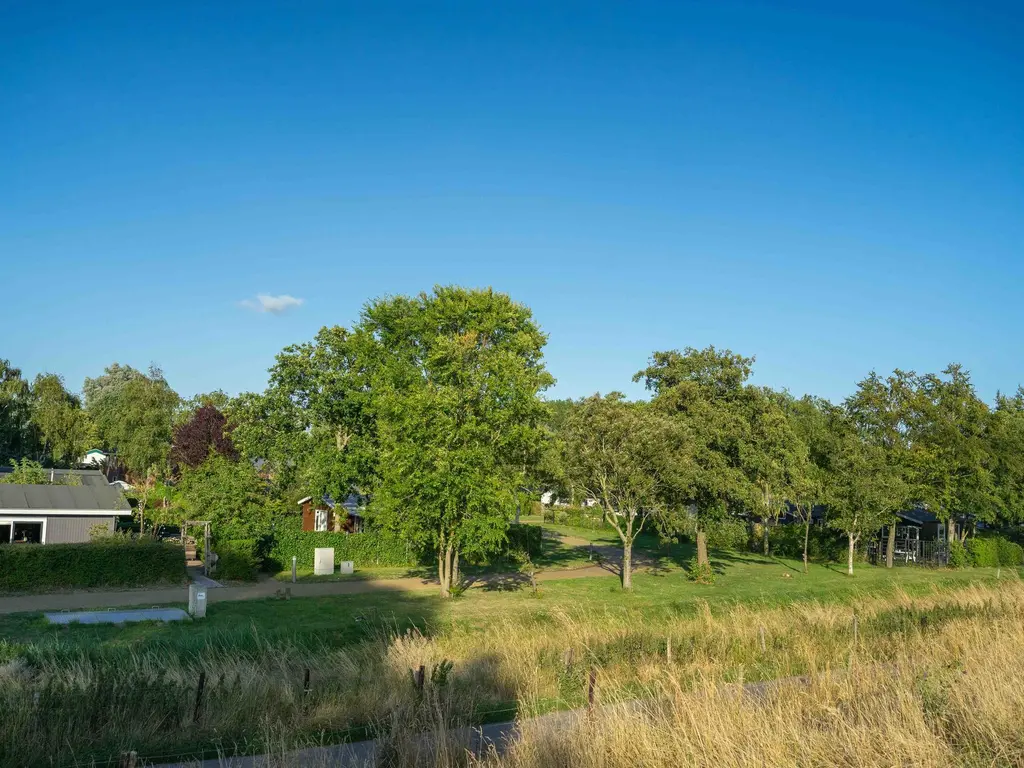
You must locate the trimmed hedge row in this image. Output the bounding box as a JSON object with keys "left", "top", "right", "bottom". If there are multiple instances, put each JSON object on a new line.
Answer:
{"left": 0, "top": 540, "right": 187, "bottom": 592}
{"left": 966, "top": 535, "right": 1024, "bottom": 568}
{"left": 265, "top": 518, "right": 544, "bottom": 573}
{"left": 266, "top": 517, "right": 418, "bottom": 571}
{"left": 543, "top": 505, "right": 609, "bottom": 530}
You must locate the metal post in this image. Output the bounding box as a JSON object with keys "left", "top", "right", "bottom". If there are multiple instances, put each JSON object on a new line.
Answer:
{"left": 204, "top": 523, "right": 211, "bottom": 577}
{"left": 292, "top": 556, "right": 297, "bottom": 583}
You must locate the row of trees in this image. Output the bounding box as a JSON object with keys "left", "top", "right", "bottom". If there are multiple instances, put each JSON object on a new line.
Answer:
{"left": 4, "top": 286, "right": 1023, "bottom": 594}
{"left": 554, "top": 351, "right": 1024, "bottom": 582}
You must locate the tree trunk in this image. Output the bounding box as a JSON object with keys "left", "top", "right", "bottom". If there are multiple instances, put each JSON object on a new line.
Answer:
{"left": 452, "top": 548, "right": 460, "bottom": 591}
{"left": 947, "top": 519, "right": 956, "bottom": 544}
{"left": 438, "top": 543, "right": 454, "bottom": 598}
{"left": 847, "top": 533, "right": 855, "bottom": 576}
{"left": 886, "top": 522, "right": 896, "bottom": 568}
{"left": 622, "top": 539, "right": 633, "bottom": 590}
{"left": 696, "top": 528, "right": 709, "bottom": 567}
{"left": 763, "top": 521, "right": 770, "bottom": 556}
{"left": 802, "top": 516, "right": 811, "bottom": 574}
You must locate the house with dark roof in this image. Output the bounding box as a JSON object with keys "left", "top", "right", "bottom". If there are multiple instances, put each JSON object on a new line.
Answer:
{"left": 0, "top": 469, "right": 131, "bottom": 544}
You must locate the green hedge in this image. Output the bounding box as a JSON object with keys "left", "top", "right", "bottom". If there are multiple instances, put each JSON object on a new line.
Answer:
{"left": 0, "top": 540, "right": 187, "bottom": 592}
{"left": 266, "top": 517, "right": 418, "bottom": 572}
{"left": 967, "top": 535, "right": 1024, "bottom": 568}
{"left": 543, "top": 505, "right": 609, "bottom": 530}
{"left": 214, "top": 539, "right": 260, "bottom": 581}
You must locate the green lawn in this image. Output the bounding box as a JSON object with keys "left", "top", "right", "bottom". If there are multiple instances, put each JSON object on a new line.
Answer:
{"left": 0, "top": 545, "right": 1007, "bottom": 654}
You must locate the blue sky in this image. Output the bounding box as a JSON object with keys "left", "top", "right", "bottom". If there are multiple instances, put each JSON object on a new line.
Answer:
{"left": 2, "top": 1, "right": 1022, "bottom": 404}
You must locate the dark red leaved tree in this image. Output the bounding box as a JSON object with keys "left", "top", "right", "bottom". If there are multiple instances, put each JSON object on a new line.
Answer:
{"left": 170, "top": 405, "right": 238, "bottom": 470}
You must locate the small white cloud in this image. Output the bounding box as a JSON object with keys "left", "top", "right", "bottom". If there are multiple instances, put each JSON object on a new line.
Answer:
{"left": 239, "top": 293, "right": 305, "bottom": 315}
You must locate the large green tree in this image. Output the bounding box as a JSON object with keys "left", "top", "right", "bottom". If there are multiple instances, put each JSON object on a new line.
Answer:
{"left": 989, "top": 388, "right": 1024, "bottom": 526}
{"left": 230, "top": 325, "right": 376, "bottom": 510}
{"left": 824, "top": 412, "right": 906, "bottom": 575}
{"left": 635, "top": 347, "right": 755, "bottom": 568}
{"left": 742, "top": 387, "right": 805, "bottom": 556}
{"left": 30, "top": 374, "right": 95, "bottom": 466}
{"left": 560, "top": 394, "right": 684, "bottom": 589}
{"left": 845, "top": 370, "right": 918, "bottom": 567}
{"left": 88, "top": 365, "right": 179, "bottom": 479}
{"left": 0, "top": 359, "right": 38, "bottom": 462}
{"left": 909, "top": 365, "right": 996, "bottom": 540}
{"left": 784, "top": 395, "right": 833, "bottom": 572}
{"left": 363, "top": 287, "right": 552, "bottom": 598}
{"left": 177, "top": 454, "right": 274, "bottom": 541}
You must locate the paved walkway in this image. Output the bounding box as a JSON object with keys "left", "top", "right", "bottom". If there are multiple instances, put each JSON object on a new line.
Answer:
{"left": 0, "top": 533, "right": 635, "bottom": 616}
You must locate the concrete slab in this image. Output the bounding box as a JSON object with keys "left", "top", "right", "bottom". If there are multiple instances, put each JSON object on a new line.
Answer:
{"left": 45, "top": 607, "right": 190, "bottom": 625}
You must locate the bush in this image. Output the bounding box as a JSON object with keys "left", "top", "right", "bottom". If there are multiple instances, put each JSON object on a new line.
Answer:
{"left": 966, "top": 537, "right": 999, "bottom": 568}
{"left": 549, "top": 506, "right": 608, "bottom": 530}
{"left": 967, "top": 535, "right": 1024, "bottom": 568}
{"left": 0, "top": 540, "right": 186, "bottom": 592}
{"left": 948, "top": 539, "right": 968, "bottom": 569}
{"left": 996, "top": 537, "right": 1024, "bottom": 567}
{"left": 506, "top": 523, "right": 542, "bottom": 558}
{"left": 686, "top": 557, "right": 715, "bottom": 585}
{"left": 706, "top": 520, "right": 750, "bottom": 551}
{"left": 769, "top": 524, "right": 848, "bottom": 563}
{"left": 266, "top": 516, "right": 417, "bottom": 572}
{"left": 214, "top": 539, "right": 259, "bottom": 581}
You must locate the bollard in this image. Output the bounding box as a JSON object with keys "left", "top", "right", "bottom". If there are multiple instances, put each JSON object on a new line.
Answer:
{"left": 292, "top": 555, "right": 297, "bottom": 583}
{"left": 666, "top": 636, "right": 672, "bottom": 664}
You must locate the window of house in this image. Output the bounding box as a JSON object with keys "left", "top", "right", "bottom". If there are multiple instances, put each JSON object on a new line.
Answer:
{"left": 12, "top": 521, "right": 42, "bottom": 544}
{"left": 314, "top": 508, "right": 328, "bottom": 532}
{"left": 0, "top": 522, "right": 11, "bottom": 545}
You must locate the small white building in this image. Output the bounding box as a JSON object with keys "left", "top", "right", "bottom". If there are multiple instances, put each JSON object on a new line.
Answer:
{"left": 79, "top": 449, "right": 108, "bottom": 468}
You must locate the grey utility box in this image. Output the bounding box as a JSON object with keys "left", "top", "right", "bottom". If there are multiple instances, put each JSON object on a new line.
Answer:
{"left": 339, "top": 560, "right": 354, "bottom": 575}
{"left": 188, "top": 584, "right": 207, "bottom": 618}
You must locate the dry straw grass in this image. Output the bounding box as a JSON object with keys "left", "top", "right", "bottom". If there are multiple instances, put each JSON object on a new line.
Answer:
{"left": 4, "top": 578, "right": 1024, "bottom": 766}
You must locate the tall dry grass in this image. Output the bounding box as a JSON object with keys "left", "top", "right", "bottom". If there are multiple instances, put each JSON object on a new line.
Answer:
{"left": 482, "top": 600, "right": 1024, "bottom": 768}
{"left": 3, "top": 578, "right": 1024, "bottom": 766}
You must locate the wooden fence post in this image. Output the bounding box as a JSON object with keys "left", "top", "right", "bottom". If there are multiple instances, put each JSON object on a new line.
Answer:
{"left": 759, "top": 626, "right": 766, "bottom": 653}
{"left": 303, "top": 668, "right": 311, "bottom": 697}
{"left": 193, "top": 671, "right": 206, "bottom": 724}
{"left": 853, "top": 614, "right": 859, "bottom": 644}
{"left": 587, "top": 667, "right": 597, "bottom": 713}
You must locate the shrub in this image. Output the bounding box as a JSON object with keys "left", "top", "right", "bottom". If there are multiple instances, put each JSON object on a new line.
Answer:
{"left": 967, "top": 537, "right": 1000, "bottom": 568}
{"left": 996, "top": 537, "right": 1024, "bottom": 567}
{"left": 214, "top": 539, "right": 259, "bottom": 581}
{"left": 967, "top": 535, "right": 1024, "bottom": 568}
{"left": 769, "top": 524, "right": 848, "bottom": 563}
{"left": 0, "top": 540, "right": 186, "bottom": 592}
{"left": 948, "top": 539, "right": 968, "bottom": 569}
{"left": 550, "top": 506, "right": 608, "bottom": 530}
{"left": 706, "top": 520, "right": 750, "bottom": 551}
{"left": 266, "top": 517, "right": 418, "bottom": 572}
{"left": 686, "top": 557, "right": 715, "bottom": 584}
{"left": 506, "top": 523, "right": 542, "bottom": 558}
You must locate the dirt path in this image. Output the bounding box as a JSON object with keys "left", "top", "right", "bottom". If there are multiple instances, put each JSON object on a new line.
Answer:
{"left": 0, "top": 532, "right": 640, "bottom": 615}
